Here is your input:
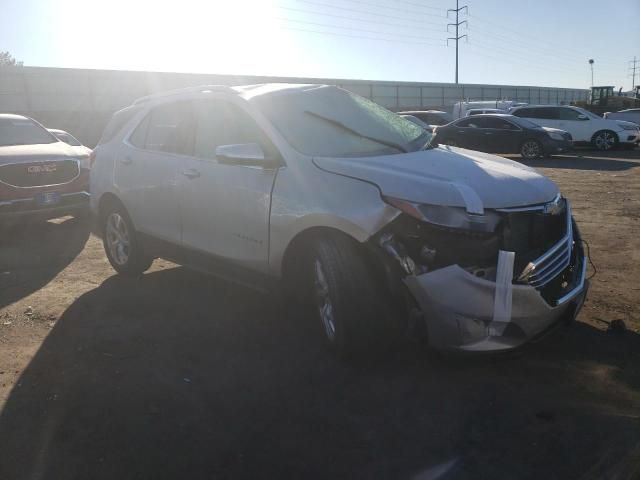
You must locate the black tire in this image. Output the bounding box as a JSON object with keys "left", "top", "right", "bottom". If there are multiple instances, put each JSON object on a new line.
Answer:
{"left": 520, "top": 139, "right": 543, "bottom": 159}
{"left": 101, "top": 203, "right": 152, "bottom": 276}
{"left": 305, "top": 233, "right": 391, "bottom": 357}
{"left": 591, "top": 130, "right": 618, "bottom": 151}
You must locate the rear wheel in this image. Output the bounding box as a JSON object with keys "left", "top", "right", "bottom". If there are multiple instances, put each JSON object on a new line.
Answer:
{"left": 102, "top": 205, "right": 152, "bottom": 276}
{"left": 591, "top": 130, "right": 618, "bottom": 151}
{"left": 306, "top": 233, "right": 391, "bottom": 357}
{"left": 520, "top": 139, "right": 543, "bottom": 159}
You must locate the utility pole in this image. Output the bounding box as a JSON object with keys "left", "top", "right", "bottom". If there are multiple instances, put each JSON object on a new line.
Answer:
{"left": 629, "top": 56, "right": 638, "bottom": 90}
{"left": 447, "top": 0, "right": 468, "bottom": 84}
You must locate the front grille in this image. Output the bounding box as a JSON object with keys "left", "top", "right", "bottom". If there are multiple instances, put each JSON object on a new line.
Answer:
{"left": 500, "top": 198, "right": 568, "bottom": 274}
{"left": 0, "top": 160, "right": 80, "bottom": 188}
{"left": 517, "top": 208, "right": 572, "bottom": 288}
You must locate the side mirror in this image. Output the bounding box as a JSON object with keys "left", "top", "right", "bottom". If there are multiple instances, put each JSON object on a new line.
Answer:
{"left": 215, "top": 143, "right": 269, "bottom": 166}
{"left": 577, "top": 114, "right": 589, "bottom": 120}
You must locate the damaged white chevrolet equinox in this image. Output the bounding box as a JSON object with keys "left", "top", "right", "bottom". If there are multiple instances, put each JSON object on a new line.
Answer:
{"left": 91, "top": 84, "right": 588, "bottom": 356}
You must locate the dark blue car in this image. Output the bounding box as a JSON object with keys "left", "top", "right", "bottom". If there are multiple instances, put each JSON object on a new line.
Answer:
{"left": 433, "top": 114, "right": 572, "bottom": 159}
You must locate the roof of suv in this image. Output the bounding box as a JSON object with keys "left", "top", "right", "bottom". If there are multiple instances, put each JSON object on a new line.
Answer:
{"left": 132, "top": 83, "right": 330, "bottom": 106}
{"left": 0, "top": 113, "right": 30, "bottom": 121}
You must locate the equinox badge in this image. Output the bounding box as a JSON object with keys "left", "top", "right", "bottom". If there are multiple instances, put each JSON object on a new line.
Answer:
{"left": 27, "top": 164, "right": 57, "bottom": 174}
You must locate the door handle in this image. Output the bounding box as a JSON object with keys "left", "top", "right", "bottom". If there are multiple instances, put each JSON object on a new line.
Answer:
{"left": 181, "top": 168, "right": 201, "bottom": 179}
{"left": 120, "top": 156, "right": 133, "bottom": 165}
{"left": 484, "top": 132, "right": 493, "bottom": 135}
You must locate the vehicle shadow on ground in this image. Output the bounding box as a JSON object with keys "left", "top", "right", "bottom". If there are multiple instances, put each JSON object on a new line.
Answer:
{"left": 0, "top": 217, "right": 90, "bottom": 309}
{"left": 0, "top": 267, "right": 638, "bottom": 480}
{"left": 519, "top": 149, "right": 640, "bottom": 172}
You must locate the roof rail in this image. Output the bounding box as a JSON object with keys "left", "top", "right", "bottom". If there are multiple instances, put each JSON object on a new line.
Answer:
{"left": 133, "top": 85, "right": 234, "bottom": 105}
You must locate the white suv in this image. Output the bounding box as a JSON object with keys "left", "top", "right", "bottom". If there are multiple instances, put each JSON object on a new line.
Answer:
{"left": 90, "top": 84, "right": 587, "bottom": 356}
{"left": 510, "top": 105, "right": 639, "bottom": 150}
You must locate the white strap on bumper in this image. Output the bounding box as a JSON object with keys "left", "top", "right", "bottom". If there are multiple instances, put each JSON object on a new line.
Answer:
{"left": 451, "top": 182, "right": 484, "bottom": 215}
{"left": 489, "top": 250, "right": 515, "bottom": 336}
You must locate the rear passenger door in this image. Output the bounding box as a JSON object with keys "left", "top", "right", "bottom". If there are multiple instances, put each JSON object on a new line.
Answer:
{"left": 450, "top": 118, "right": 485, "bottom": 150}
{"left": 479, "top": 117, "right": 522, "bottom": 153}
{"left": 557, "top": 107, "right": 590, "bottom": 142}
{"left": 114, "top": 101, "right": 194, "bottom": 243}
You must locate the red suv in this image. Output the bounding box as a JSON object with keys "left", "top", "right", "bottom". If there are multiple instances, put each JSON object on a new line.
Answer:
{"left": 0, "top": 114, "right": 90, "bottom": 224}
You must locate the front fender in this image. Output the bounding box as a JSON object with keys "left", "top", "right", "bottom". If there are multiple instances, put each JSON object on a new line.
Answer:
{"left": 267, "top": 165, "right": 399, "bottom": 276}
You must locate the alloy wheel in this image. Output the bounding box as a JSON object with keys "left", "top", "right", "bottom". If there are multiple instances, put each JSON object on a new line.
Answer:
{"left": 521, "top": 140, "right": 541, "bottom": 159}
{"left": 105, "top": 212, "right": 131, "bottom": 266}
{"left": 313, "top": 259, "right": 336, "bottom": 341}
{"left": 594, "top": 131, "right": 616, "bottom": 151}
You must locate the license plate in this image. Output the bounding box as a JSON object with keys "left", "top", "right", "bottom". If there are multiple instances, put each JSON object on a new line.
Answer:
{"left": 36, "top": 192, "right": 61, "bottom": 206}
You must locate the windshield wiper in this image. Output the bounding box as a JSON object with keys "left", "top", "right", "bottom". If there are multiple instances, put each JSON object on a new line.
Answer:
{"left": 304, "top": 111, "right": 409, "bottom": 153}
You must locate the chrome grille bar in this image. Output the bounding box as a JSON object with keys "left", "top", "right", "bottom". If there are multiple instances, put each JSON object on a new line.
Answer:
{"left": 518, "top": 201, "right": 573, "bottom": 289}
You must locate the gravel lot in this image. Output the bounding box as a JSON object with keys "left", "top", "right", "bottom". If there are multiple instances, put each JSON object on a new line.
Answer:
{"left": 0, "top": 149, "right": 639, "bottom": 479}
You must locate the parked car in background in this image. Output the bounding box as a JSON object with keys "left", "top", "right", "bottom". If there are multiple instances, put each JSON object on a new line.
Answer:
{"left": 91, "top": 84, "right": 586, "bottom": 357}
{"left": 398, "top": 110, "right": 453, "bottom": 128}
{"left": 511, "top": 105, "right": 639, "bottom": 150}
{"left": 603, "top": 108, "right": 640, "bottom": 126}
{"left": 453, "top": 100, "right": 525, "bottom": 119}
{"left": 0, "top": 114, "right": 90, "bottom": 224}
{"left": 48, "top": 128, "right": 92, "bottom": 158}
{"left": 433, "top": 114, "right": 572, "bottom": 159}
{"left": 466, "top": 108, "right": 507, "bottom": 116}
{"left": 400, "top": 114, "right": 432, "bottom": 132}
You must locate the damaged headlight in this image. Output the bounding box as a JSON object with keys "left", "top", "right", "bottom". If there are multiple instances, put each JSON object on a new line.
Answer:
{"left": 383, "top": 196, "right": 501, "bottom": 233}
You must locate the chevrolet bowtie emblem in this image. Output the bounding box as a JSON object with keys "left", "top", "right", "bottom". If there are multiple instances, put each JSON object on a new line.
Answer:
{"left": 543, "top": 196, "right": 563, "bottom": 215}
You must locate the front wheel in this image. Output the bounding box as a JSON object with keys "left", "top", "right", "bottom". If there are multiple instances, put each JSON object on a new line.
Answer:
{"left": 102, "top": 205, "right": 152, "bottom": 276}
{"left": 591, "top": 130, "right": 618, "bottom": 151}
{"left": 306, "top": 234, "right": 391, "bottom": 357}
{"left": 520, "top": 139, "right": 543, "bottom": 159}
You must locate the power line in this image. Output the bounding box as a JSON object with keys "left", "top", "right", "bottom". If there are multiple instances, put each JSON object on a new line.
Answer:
{"left": 274, "top": 16, "right": 445, "bottom": 42}
{"left": 295, "top": 0, "right": 444, "bottom": 27}
{"left": 465, "top": 37, "right": 587, "bottom": 74}
{"left": 278, "top": 5, "right": 447, "bottom": 33}
{"left": 394, "top": 0, "right": 448, "bottom": 11}
{"left": 467, "top": 12, "right": 622, "bottom": 67}
{"left": 447, "top": 0, "right": 468, "bottom": 84}
{"left": 278, "top": 25, "right": 447, "bottom": 46}
{"left": 338, "top": 0, "right": 446, "bottom": 19}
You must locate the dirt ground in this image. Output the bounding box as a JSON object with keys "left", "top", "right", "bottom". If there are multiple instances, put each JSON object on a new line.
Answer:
{"left": 0, "top": 149, "right": 639, "bottom": 479}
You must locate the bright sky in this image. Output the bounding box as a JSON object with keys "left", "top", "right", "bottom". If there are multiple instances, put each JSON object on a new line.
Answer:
{"left": 1, "top": 0, "right": 639, "bottom": 89}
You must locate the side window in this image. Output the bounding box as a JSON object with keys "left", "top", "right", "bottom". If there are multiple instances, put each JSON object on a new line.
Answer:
{"left": 558, "top": 108, "right": 582, "bottom": 120}
{"left": 194, "top": 100, "right": 278, "bottom": 160}
{"left": 456, "top": 118, "right": 481, "bottom": 128}
{"left": 144, "top": 101, "right": 195, "bottom": 155}
{"left": 483, "top": 117, "right": 518, "bottom": 130}
{"left": 513, "top": 108, "right": 534, "bottom": 118}
{"left": 129, "top": 114, "right": 150, "bottom": 148}
{"left": 537, "top": 108, "right": 560, "bottom": 120}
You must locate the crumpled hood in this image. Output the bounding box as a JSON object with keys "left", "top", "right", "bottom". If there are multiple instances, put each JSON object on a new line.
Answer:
{"left": 313, "top": 146, "right": 559, "bottom": 212}
{"left": 0, "top": 142, "right": 78, "bottom": 164}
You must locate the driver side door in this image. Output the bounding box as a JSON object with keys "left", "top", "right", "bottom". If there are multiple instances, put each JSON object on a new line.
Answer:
{"left": 179, "top": 99, "right": 280, "bottom": 274}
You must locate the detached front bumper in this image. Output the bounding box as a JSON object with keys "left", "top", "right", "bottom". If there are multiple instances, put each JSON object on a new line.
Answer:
{"left": 0, "top": 191, "right": 90, "bottom": 224}
{"left": 403, "top": 210, "right": 588, "bottom": 352}
{"left": 405, "top": 261, "right": 587, "bottom": 352}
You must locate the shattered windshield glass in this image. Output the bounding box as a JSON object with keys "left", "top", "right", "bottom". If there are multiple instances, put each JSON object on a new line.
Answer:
{"left": 254, "top": 85, "right": 431, "bottom": 157}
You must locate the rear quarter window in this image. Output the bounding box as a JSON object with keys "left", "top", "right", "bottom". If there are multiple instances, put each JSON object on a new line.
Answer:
{"left": 98, "top": 106, "right": 142, "bottom": 145}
